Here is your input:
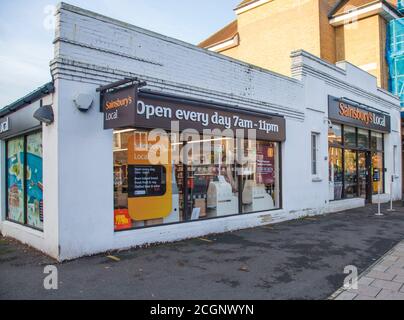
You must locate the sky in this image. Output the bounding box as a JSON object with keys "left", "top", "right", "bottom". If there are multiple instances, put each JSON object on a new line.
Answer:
{"left": 0, "top": 0, "right": 240, "bottom": 107}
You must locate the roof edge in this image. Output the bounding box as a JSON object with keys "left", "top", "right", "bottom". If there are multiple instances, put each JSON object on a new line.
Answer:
{"left": 328, "top": 0, "right": 348, "bottom": 18}
{"left": 329, "top": 0, "right": 402, "bottom": 18}
{"left": 235, "top": 0, "right": 259, "bottom": 10}
{"left": 0, "top": 82, "right": 55, "bottom": 118}
{"left": 198, "top": 19, "right": 238, "bottom": 48}
{"left": 205, "top": 33, "right": 239, "bottom": 51}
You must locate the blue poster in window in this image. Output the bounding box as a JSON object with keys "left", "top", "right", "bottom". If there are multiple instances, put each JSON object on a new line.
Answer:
{"left": 7, "top": 137, "right": 25, "bottom": 223}
{"left": 26, "top": 132, "right": 43, "bottom": 229}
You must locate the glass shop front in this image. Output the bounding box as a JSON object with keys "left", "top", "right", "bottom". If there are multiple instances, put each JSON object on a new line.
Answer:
{"left": 328, "top": 96, "right": 391, "bottom": 203}
{"left": 0, "top": 105, "right": 44, "bottom": 232}
{"left": 104, "top": 88, "right": 286, "bottom": 231}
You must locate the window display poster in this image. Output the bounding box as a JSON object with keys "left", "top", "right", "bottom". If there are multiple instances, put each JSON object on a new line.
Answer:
{"left": 114, "top": 209, "right": 132, "bottom": 230}
{"left": 7, "top": 137, "right": 25, "bottom": 223}
{"left": 127, "top": 134, "right": 172, "bottom": 221}
{"left": 26, "top": 132, "right": 43, "bottom": 229}
{"left": 128, "top": 165, "right": 167, "bottom": 198}
{"left": 256, "top": 143, "right": 275, "bottom": 184}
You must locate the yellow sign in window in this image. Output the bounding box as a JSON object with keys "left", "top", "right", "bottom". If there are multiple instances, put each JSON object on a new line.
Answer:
{"left": 127, "top": 133, "right": 172, "bottom": 221}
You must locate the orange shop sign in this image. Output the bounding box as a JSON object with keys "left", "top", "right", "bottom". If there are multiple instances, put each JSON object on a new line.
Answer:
{"left": 328, "top": 96, "right": 391, "bottom": 133}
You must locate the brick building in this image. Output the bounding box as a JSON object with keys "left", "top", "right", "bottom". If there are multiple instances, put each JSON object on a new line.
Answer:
{"left": 200, "top": 0, "right": 401, "bottom": 90}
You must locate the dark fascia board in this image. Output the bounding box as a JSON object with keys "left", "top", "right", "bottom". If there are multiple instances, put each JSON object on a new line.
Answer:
{"left": 0, "top": 82, "right": 54, "bottom": 118}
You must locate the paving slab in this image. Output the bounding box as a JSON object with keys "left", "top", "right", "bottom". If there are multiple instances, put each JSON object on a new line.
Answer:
{"left": 376, "top": 289, "right": 404, "bottom": 300}
{"left": 371, "top": 279, "right": 403, "bottom": 291}
{"left": 358, "top": 276, "right": 375, "bottom": 286}
{"left": 348, "top": 284, "right": 381, "bottom": 298}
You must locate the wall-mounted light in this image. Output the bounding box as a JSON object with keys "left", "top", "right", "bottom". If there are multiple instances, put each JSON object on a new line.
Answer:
{"left": 33, "top": 105, "right": 54, "bottom": 125}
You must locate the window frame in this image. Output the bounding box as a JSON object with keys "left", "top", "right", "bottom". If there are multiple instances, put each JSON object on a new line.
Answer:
{"left": 370, "top": 132, "right": 385, "bottom": 195}
{"left": 393, "top": 145, "right": 398, "bottom": 176}
{"left": 311, "top": 132, "right": 320, "bottom": 177}
{"left": 5, "top": 129, "right": 43, "bottom": 232}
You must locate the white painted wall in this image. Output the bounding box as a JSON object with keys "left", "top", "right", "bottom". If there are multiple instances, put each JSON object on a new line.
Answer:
{"left": 55, "top": 78, "right": 114, "bottom": 258}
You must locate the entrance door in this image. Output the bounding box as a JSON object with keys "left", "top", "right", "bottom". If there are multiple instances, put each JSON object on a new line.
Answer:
{"left": 358, "top": 151, "right": 372, "bottom": 203}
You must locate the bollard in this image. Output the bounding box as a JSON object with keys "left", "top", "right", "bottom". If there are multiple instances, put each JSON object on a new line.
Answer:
{"left": 375, "top": 183, "right": 384, "bottom": 216}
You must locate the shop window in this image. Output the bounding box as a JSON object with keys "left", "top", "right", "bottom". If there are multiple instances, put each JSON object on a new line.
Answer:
{"left": 6, "top": 137, "right": 25, "bottom": 224}
{"left": 370, "top": 132, "right": 384, "bottom": 195}
{"left": 344, "top": 150, "right": 358, "bottom": 198}
{"left": 113, "top": 130, "right": 280, "bottom": 231}
{"left": 358, "top": 151, "right": 368, "bottom": 199}
{"left": 328, "top": 123, "right": 342, "bottom": 146}
{"left": 372, "top": 152, "right": 384, "bottom": 194}
{"left": 188, "top": 138, "right": 239, "bottom": 219}
{"left": 240, "top": 140, "right": 279, "bottom": 213}
{"left": 371, "top": 132, "right": 383, "bottom": 151}
{"left": 329, "top": 147, "right": 343, "bottom": 201}
{"left": 26, "top": 132, "right": 43, "bottom": 229}
{"left": 343, "top": 126, "right": 356, "bottom": 147}
{"left": 357, "top": 129, "right": 369, "bottom": 149}
{"left": 6, "top": 131, "right": 43, "bottom": 230}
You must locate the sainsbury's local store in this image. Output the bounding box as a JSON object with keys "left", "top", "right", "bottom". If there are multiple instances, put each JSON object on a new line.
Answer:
{"left": 0, "top": 3, "right": 401, "bottom": 260}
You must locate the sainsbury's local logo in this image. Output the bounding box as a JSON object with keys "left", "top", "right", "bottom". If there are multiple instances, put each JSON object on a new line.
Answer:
{"left": 105, "top": 95, "right": 133, "bottom": 111}
{"left": 339, "top": 102, "right": 386, "bottom": 127}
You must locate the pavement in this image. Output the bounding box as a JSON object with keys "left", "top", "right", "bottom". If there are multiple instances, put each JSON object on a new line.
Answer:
{"left": 1, "top": 202, "right": 404, "bottom": 300}
{"left": 332, "top": 240, "right": 404, "bottom": 300}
